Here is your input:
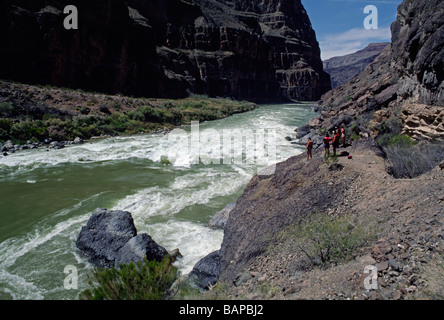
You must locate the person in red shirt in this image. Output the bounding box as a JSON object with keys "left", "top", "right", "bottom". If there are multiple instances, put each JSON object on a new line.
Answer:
{"left": 323, "top": 133, "right": 331, "bottom": 158}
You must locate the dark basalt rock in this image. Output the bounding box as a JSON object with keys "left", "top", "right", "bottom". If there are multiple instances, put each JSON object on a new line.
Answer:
{"left": 391, "top": 0, "right": 444, "bottom": 106}
{"left": 114, "top": 234, "right": 168, "bottom": 268}
{"left": 189, "top": 250, "right": 221, "bottom": 290}
{"left": 76, "top": 208, "right": 167, "bottom": 269}
{"left": 0, "top": 0, "right": 331, "bottom": 103}
{"left": 296, "top": 124, "right": 311, "bottom": 138}
{"left": 76, "top": 208, "right": 137, "bottom": 268}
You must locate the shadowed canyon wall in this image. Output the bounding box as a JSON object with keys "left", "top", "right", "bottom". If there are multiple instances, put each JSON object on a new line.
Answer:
{"left": 0, "top": 0, "right": 331, "bottom": 102}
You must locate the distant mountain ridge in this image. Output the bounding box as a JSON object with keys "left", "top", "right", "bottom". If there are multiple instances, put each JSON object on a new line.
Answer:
{"left": 323, "top": 42, "right": 389, "bottom": 89}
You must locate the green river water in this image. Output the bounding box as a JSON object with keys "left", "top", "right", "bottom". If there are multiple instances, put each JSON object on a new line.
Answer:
{"left": 0, "top": 103, "right": 317, "bottom": 300}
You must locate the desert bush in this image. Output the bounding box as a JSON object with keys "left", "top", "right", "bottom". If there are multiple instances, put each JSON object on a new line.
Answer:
{"left": 80, "top": 256, "right": 177, "bottom": 300}
{"left": 376, "top": 117, "right": 402, "bottom": 135}
{"left": 10, "top": 120, "right": 47, "bottom": 143}
{"left": 385, "top": 140, "right": 444, "bottom": 178}
{"left": 0, "top": 101, "right": 15, "bottom": 117}
{"left": 0, "top": 118, "right": 13, "bottom": 141}
{"left": 379, "top": 133, "right": 417, "bottom": 148}
{"left": 3, "top": 96, "right": 255, "bottom": 142}
{"left": 171, "top": 279, "right": 233, "bottom": 300}
{"left": 346, "top": 122, "right": 361, "bottom": 141}
{"left": 282, "top": 212, "right": 376, "bottom": 267}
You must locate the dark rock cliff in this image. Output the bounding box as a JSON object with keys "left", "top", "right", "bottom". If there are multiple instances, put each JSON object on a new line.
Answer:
{"left": 391, "top": 0, "right": 444, "bottom": 106}
{"left": 0, "top": 0, "right": 331, "bottom": 103}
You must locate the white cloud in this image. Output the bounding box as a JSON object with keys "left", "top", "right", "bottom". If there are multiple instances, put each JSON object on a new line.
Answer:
{"left": 320, "top": 26, "right": 392, "bottom": 60}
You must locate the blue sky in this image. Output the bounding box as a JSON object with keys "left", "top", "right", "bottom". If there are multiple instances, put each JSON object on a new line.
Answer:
{"left": 301, "top": 0, "right": 403, "bottom": 60}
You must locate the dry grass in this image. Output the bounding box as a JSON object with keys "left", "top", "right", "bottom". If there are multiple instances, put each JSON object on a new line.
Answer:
{"left": 421, "top": 251, "right": 444, "bottom": 300}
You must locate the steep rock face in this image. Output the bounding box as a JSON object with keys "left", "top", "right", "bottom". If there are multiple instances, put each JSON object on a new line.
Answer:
{"left": 232, "top": 0, "right": 331, "bottom": 99}
{"left": 0, "top": 0, "right": 330, "bottom": 103}
{"left": 315, "top": 44, "right": 397, "bottom": 139}
{"left": 189, "top": 250, "right": 221, "bottom": 289}
{"left": 218, "top": 139, "right": 444, "bottom": 299}
{"left": 391, "top": 0, "right": 444, "bottom": 106}
{"left": 0, "top": 0, "right": 162, "bottom": 98}
{"left": 323, "top": 43, "right": 389, "bottom": 89}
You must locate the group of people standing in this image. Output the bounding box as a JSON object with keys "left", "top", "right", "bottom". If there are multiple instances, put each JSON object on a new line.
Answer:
{"left": 322, "top": 126, "right": 346, "bottom": 158}
{"left": 305, "top": 126, "right": 346, "bottom": 160}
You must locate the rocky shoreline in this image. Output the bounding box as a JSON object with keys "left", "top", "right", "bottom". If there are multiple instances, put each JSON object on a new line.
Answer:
{"left": 1, "top": 137, "right": 84, "bottom": 156}
{"left": 73, "top": 130, "right": 443, "bottom": 300}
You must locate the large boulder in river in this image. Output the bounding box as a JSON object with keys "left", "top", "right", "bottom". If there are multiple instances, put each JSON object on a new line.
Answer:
{"left": 114, "top": 233, "right": 168, "bottom": 268}
{"left": 76, "top": 208, "right": 167, "bottom": 268}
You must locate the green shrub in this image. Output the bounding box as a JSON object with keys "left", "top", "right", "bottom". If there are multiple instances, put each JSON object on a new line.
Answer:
{"left": 0, "top": 101, "right": 15, "bottom": 117}
{"left": 375, "top": 117, "right": 402, "bottom": 135}
{"left": 374, "top": 117, "right": 403, "bottom": 147}
{"left": 171, "top": 279, "right": 233, "bottom": 300}
{"left": 80, "top": 256, "right": 177, "bottom": 300}
{"left": 128, "top": 110, "right": 144, "bottom": 122}
{"left": 387, "top": 134, "right": 417, "bottom": 148}
{"left": 3, "top": 96, "right": 256, "bottom": 142}
{"left": 377, "top": 133, "right": 417, "bottom": 149}
{"left": 0, "top": 118, "right": 13, "bottom": 141}
{"left": 282, "top": 212, "right": 376, "bottom": 267}
{"left": 10, "top": 120, "right": 48, "bottom": 143}
{"left": 376, "top": 133, "right": 392, "bottom": 146}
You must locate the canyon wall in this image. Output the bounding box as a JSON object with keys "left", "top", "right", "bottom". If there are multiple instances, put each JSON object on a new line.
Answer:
{"left": 0, "top": 0, "right": 331, "bottom": 102}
